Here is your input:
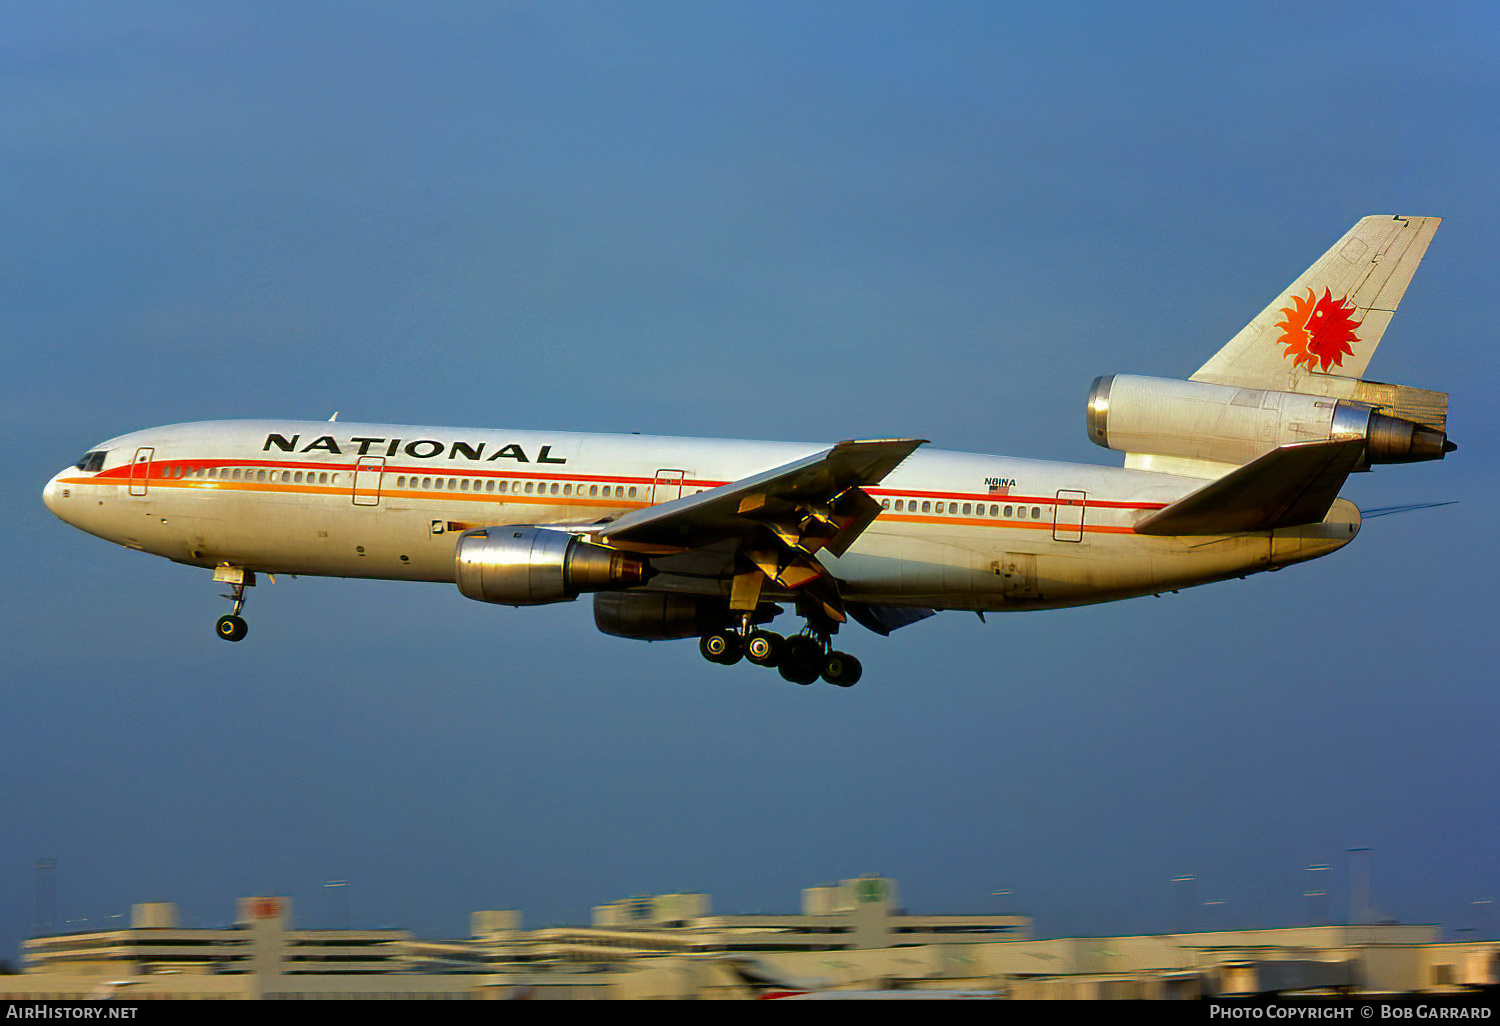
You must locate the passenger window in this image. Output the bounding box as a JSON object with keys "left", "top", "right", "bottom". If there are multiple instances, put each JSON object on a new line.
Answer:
{"left": 602, "top": 486, "right": 611, "bottom": 497}
{"left": 524, "top": 482, "right": 533, "bottom": 494}
{"left": 921, "top": 501, "right": 931, "bottom": 513}
{"left": 963, "top": 503, "right": 972, "bottom": 515}
{"left": 564, "top": 484, "right": 572, "bottom": 496}
{"left": 989, "top": 504, "right": 999, "bottom": 516}
{"left": 628, "top": 487, "right": 637, "bottom": 498}
{"left": 550, "top": 483, "right": 559, "bottom": 495}
{"left": 880, "top": 499, "right": 889, "bottom": 510}
{"left": 1031, "top": 507, "right": 1041, "bottom": 518}
{"left": 590, "top": 485, "right": 598, "bottom": 497}
{"left": 420, "top": 477, "right": 430, "bottom": 489}
{"left": 1004, "top": 505, "right": 1013, "bottom": 517}
{"left": 459, "top": 479, "right": 468, "bottom": 491}
{"left": 497, "top": 480, "right": 507, "bottom": 493}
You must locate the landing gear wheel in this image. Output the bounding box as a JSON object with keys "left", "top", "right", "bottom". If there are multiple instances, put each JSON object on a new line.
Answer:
{"left": 778, "top": 635, "right": 824, "bottom": 685}
{"left": 821, "top": 651, "right": 862, "bottom": 687}
{"left": 744, "top": 630, "right": 783, "bottom": 668}
{"left": 699, "top": 630, "right": 743, "bottom": 665}
{"left": 216, "top": 614, "right": 248, "bottom": 642}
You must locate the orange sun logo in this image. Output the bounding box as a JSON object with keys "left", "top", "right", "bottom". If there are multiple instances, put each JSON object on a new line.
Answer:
{"left": 1274, "top": 287, "right": 1362, "bottom": 372}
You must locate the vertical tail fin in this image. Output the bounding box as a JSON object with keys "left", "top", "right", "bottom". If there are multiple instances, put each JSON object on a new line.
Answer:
{"left": 1191, "top": 215, "right": 1440, "bottom": 391}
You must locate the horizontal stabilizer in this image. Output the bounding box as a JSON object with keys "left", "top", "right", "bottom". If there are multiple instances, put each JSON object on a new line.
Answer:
{"left": 1134, "top": 438, "right": 1364, "bottom": 536}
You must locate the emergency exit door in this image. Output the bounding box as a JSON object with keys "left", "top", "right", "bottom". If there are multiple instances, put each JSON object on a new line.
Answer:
{"left": 651, "top": 469, "right": 686, "bottom": 504}
{"left": 352, "top": 457, "right": 386, "bottom": 506}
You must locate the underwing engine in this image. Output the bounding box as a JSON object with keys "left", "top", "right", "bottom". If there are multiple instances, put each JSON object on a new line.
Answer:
{"left": 454, "top": 527, "right": 651, "bottom": 606}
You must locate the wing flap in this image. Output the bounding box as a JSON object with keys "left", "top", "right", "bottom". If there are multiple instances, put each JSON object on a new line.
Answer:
{"left": 596, "top": 438, "right": 925, "bottom": 626}
{"left": 598, "top": 438, "right": 925, "bottom": 552}
{"left": 1134, "top": 438, "right": 1364, "bottom": 536}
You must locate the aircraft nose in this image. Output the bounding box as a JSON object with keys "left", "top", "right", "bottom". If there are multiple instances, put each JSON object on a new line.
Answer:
{"left": 42, "top": 470, "right": 70, "bottom": 522}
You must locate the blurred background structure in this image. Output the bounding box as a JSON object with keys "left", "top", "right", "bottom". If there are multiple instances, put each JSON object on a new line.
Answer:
{"left": 6, "top": 876, "right": 1496, "bottom": 999}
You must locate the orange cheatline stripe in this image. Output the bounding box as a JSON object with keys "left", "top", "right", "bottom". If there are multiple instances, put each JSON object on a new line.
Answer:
{"left": 59, "top": 476, "right": 649, "bottom": 511}
{"left": 86, "top": 459, "right": 1171, "bottom": 511}
{"left": 867, "top": 487, "right": 1164, "bottom": 510}
{"left": 97, "top": 458, "right": 720, "bottom": 489}
{"left": 61, "top": 477, "right": 1142, "bottom": 532}
{"left": 878, "top": 513, "right": 1136, "bottom": 534}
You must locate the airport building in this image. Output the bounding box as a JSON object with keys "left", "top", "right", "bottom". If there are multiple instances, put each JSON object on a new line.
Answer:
{"left": 6, "top": 876, "right": 1497, "bottom": 1000}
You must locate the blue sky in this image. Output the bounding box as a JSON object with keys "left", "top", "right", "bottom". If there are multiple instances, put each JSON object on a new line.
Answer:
{"left": 3, "top": 2, "right": 1497, "bottom": 954}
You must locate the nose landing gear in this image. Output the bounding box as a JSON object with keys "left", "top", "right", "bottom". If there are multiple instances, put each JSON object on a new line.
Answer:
{"left": 213, "top": 565, "right": 254, "bottom": 643}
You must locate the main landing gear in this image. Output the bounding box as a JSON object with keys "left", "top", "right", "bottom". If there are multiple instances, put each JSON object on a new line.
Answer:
{"left": 698, "top": 625, "right": 862, "bottom": 687}
{"left": 213, "top": 566, "right": 254, "bottom": 643}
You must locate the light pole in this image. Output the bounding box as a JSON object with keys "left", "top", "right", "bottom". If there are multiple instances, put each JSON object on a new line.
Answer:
{"left": 325, "top": 880, "right": 350, "bottom": 930}
{"left": 1172, "top": 876, "right": 1196, "bottom": 934}
{"left": 1347, "top": 849, "right": 1371, "bottom": 926}
{"left": 34, "top": 859, "right": 56, "bottom": 935}
{"left": 1305, "top": 864, "right": 1331, "bottom": 925}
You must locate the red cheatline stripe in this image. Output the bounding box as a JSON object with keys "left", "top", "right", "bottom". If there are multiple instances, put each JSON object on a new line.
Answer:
{"left": 87, "top": 458, "right": 1169, "bottom": 511}
{"left": 59, "top": 477, "right": 1148, "bottom": 531}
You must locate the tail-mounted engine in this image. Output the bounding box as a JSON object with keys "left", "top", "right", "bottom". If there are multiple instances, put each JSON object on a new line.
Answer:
{"left": 1087, "top": 374, "right": 1454, "bottom": 469}
{"left": 455, "top": 527, "right": 652, "bottom": 606}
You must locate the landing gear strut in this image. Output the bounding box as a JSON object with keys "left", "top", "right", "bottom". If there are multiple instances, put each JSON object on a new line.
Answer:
{"left": 698, "top": 621, "right": 862, "bottom": 687}
{"left": 213, "top": 566, "right": 254, "bottom": 642}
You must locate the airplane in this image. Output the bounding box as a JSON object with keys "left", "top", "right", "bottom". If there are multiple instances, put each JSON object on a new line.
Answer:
{"left": 42, "top": 215, "right": 1454, "bottom": 687}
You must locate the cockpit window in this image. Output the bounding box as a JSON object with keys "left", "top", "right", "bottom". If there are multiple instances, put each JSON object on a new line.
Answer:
{"left": 74, "top": 451, "right": 107, "bottom": 473}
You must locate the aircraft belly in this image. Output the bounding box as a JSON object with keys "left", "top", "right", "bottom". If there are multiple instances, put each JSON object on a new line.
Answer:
{"left": 135, "top": 488, "right": 470, "bottom": 581}
{"left": 832, "top": 524, "right": 1277, "bottom": 611}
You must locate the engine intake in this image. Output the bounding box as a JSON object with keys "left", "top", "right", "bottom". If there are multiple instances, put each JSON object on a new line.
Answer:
{"left": 455, "top": 527, "right": 651, "bottom": 606}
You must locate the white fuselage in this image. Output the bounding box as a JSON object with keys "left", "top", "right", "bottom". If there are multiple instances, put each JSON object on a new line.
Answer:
{"left": 42, "top": 419, "right": 1359, "bottom": 614}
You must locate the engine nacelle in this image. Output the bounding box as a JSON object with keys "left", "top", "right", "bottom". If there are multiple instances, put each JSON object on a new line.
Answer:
{"left": 592, "top": 592, "right": 729, "bottom": 641}
{"left": 455, "top": 527, "right": 651, "bottom": 606}
{"left": 1087, "top": 374, "right": 1453, "bottom": 468}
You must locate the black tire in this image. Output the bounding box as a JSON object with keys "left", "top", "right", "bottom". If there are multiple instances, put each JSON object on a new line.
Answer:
{"left": 779, "top": 636, "right": 823, "bottom": 684}
{"left": 744, "top": 630, "right": 783, "bottom": 668}
{"left": 699, "top": 630, "right": 742, "bottom": 665}
{"left": 778, "top": 662, "right": 820, "bottom": 685}
{"left": 822, "top": 651, "right": 862, "bottom": 687}
{"left": 216, "top": 614, "right": 248, "bottom": 643}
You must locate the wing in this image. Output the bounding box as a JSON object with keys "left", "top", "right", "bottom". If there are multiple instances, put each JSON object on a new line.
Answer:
{"left": 595, "top": 438, "right": 926, "bottom": 625}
